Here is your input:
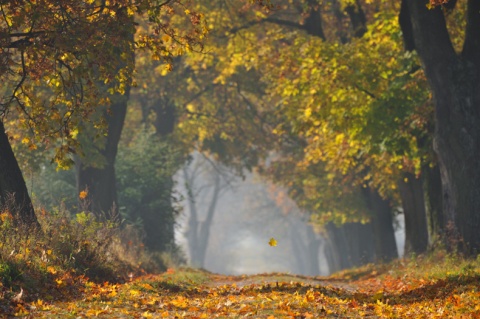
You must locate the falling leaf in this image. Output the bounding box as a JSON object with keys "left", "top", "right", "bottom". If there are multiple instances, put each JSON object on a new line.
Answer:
{"left": 268, "top": 237, "right": 277, "bottom": 247}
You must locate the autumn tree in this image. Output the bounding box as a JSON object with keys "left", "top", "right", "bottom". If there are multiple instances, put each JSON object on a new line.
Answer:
{"left": 0, "top": 0, "right": 205, "bottom": 225}
{"left": 399, "top": 0, "right": 480, "bottom": 255}
{"left": 245, "top": 2, "right": 432, "bottom": 256}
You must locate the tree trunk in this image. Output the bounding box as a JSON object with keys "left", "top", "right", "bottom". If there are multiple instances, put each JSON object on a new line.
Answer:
{"left": 325, "top": 223, "right": 348, "bottom": 270}
{"left": 343, "top": 222, "right": 376, "bottom": 267}
{"left": 403, "top": 0, "right": 480, "bottom": 255}
{"left": 323, "top": 234, "right": 340, "bottom": 274}
{"left": 184, "top": 167, "right": 200, "bottom": 265}
{"left": 325, "top": 222, "right": 376, "bottom": 271}
{"left": 76, "top": 94, "right": 129, "bottom": 217}
{"left": 365, "top": 188, "right": 398, "bottom": 261}
{"left": 398, "top": 173, "right": 429, "bottom": 255}
{"left": 0, "top": 121, "right": 39, "bottom": 228}
{"left": 424, "top": 164, "right": 444, "bottom": 244}
{"left": 195, "top": 173, "right": 220, "bottom": 268}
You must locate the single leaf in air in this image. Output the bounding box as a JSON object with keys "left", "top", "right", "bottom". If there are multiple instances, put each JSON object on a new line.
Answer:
{"left": 268, "top": 237, "right": 277, "bottom": 247}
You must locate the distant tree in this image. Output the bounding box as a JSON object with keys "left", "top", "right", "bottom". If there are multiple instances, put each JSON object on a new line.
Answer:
{"left": 182, "top": 153, "right": 236, "bottom": 268}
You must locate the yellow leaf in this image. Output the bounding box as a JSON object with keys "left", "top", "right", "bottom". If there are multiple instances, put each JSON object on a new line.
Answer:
{"left": 142, "top": 311, "right": 153, "bottom": 318}
{"left": 162, "top": 34, "right": 171, "bottom": 43}
{"left": 79, "top": 190, "right": 88, "bottom": 199}
{"left": 268, "top": 238, "right": 277, "bottom": 247}
{"left": 129, "top": 289, "right": 141, "bottom": 296}
{"left": 47, "top": 266, "right": 57, "bottom": 274}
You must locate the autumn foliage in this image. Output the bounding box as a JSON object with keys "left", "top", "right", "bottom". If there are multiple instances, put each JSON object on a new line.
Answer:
{"left": 2, "top": 249, "right": 480, "bottom": 317}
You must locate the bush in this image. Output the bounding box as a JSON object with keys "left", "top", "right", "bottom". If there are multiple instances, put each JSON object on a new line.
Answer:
{"left": 0, "top": 202, "right": 162, "bottom": 291}
{"left": 116, "top": 129, "right": 186, "bottom": 254}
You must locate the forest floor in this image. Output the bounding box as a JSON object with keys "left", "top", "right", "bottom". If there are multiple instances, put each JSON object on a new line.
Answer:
{"left": 2, "top": 252, "right": 480, "bottom": 318}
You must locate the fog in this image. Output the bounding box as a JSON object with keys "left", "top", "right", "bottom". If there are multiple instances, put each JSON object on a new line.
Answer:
{"left": 175, "top": 153, "right": 405, "bottom": 276}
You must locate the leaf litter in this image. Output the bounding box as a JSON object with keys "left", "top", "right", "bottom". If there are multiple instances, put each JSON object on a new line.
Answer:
{"left": 3, "top": 259, "right": 480, "bottom": 318}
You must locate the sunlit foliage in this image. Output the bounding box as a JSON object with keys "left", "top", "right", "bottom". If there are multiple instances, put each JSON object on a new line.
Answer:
{"left": 1, "top": 0, "right": 207, "bottom": 167}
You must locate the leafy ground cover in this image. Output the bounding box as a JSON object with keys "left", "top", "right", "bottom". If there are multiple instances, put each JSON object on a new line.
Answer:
{"left": 2, "top": 251, "right": 480, "bottom": 318}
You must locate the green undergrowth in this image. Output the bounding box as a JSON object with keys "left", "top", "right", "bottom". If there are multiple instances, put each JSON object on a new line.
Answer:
{"left": 328, "top": 249, "right": 480, "bottom": 282}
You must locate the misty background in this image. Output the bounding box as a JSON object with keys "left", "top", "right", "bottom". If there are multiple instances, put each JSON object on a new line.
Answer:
{"left": 174, "top": 152, "right": 406, "bottom": 276}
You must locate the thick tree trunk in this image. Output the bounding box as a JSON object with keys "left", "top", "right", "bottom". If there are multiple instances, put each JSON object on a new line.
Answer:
{"left": 0, "top": 121, "right": 39, "bottom": 227}
{"left": 365, "top": 188, "right": 398, "bottom": 261}
{"left": 398, "top": 173, "right": 429, "bottom": 255}
{"left": 403, "top": 0, "right": 480, "bottom": 255}
{"left": 76, "top": 95, "right": 129, "bottom": 217}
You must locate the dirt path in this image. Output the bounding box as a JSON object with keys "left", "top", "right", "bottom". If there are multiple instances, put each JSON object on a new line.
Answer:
{"left": 207, "top": 272, "right": 357, "bottom": 292}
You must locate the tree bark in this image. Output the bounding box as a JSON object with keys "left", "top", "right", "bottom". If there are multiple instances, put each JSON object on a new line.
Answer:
{"left": 0, "top": 121, "right": 39, "bottom": 228}
{"left": 403, "top": 0, "right": 480, "bottom": 255}
{"left": 424, "top": 164, "right": 444, "bottom": 244}
{"left": 398, "top": 173, "right": 429, "bottom": 255}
